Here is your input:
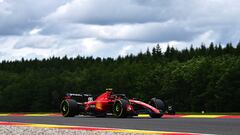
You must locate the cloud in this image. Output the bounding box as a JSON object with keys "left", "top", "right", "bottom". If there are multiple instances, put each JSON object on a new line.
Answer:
{"left": 0, "top": 0, "right": 240, "bottom": 61}
{"left": 0, "top": 0, "right": 66, "bottom": 35}
{"left": 42, "top": 0, "right": 240, "bottom": 43}
{"left": 119, "top": 45, "right": 133, "bottom": 56}
{"left": 41, "top": 20, "right": 200, "bottom": 43}
{"left": 14, "top": 35, "right": 57, "bottom": 49}
{"left": 44, "top": 0, "right": 240, "bottom": 25}
{"left": 29, "top": 28, "right": 42, "bottom": 35}
{"left": 0, "top": 0, "right": 10, "bottom": 16}
{"left": 44, "top": 0, "right": 167, "bottom": 25}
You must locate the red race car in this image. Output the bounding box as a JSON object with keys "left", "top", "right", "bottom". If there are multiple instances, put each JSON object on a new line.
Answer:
{"left": 60, "top": 89, "right": 166, "bottom": 118}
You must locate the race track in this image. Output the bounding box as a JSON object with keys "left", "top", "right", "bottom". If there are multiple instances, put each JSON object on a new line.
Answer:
{"left": 0, "top": 115, "right": 240, "bottom": 135}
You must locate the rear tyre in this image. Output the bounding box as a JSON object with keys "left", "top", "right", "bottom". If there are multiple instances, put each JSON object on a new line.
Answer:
{"left": 60, "top": 99, "right": 79, "bottom": 117}
{"left": 113, "top": 99, "right": 129, "bottom": 118}
{"left": 149, "top": 98, "right": 165, "bottom": 118}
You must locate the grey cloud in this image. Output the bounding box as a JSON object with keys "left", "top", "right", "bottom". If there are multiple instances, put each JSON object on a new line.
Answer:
{"left": 45, "top": 0, "right": 240, "bottom": 25}
{"left": 44, "top": 0, "right": 171, "bottom": 25}
{"left": 42, "top": 0, "right": 240, "bottom": 44}
{"left": 41, "top": 21, "right": 200, "bottom": 43}
{"left": 0, "top": 0, "right": 66, "bottom": 35}
{"left": 121, "top": 21, "right": 200, "bottom": 42}
{"left": 14, "top": 35, "right": 57, "bottom": 49}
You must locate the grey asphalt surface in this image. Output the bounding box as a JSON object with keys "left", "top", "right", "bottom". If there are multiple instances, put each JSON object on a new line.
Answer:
{"left": 0, "top": 116, "right": 239, "bottom": 135}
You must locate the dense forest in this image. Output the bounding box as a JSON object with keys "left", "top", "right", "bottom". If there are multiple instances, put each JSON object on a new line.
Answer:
{"left": 0, "top": 42, "right": 239, "bottom": 112}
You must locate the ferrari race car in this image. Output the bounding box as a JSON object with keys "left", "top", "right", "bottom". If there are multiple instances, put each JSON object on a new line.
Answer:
{"left": 60, "top": 89, "right": 169, "bottom": 118}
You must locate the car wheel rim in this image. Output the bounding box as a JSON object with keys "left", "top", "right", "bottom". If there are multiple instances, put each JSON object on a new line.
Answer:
{"left": 62, "top": 102, "right": 68, "bottom": 113}
{"left": 63, "top": 105, "right": 67, "bottom": 112}
{"left": 116, "top": 105, "right": 120, "bottom": 112}
{"left": 115, "top": 103, "right": 122, "bottom": 115}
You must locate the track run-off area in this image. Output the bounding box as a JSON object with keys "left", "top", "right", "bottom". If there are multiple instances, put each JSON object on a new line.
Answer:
{"left": 0, "top": 113, "right": 240, "bottom": 135}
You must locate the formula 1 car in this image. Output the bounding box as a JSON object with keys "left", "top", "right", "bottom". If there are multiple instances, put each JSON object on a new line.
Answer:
{"left": 60, "top": 89, "right": 166, "bottom": 118}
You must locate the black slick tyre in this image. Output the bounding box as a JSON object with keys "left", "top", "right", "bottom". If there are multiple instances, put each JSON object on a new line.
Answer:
{"left": 60, "top": 99, "right": 79, "bottom": 117}
{"left": 149, "top": 98, "right": 165, "bottom": 118}
{"left": 113, "top": 99, "right": 129, "bottom": 118}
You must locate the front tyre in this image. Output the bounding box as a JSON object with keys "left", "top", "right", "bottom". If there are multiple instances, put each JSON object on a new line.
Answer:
{"left": 60, "top": 99, "right": 79, "bottom": 117}
{"left": 113, "top": 99, "right": 129, "bottom": 118}
{"left": 149, "top": 98, "right": 165, "bottom": 118}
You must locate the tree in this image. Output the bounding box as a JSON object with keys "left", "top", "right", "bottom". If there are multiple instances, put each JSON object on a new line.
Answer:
{"left": 0, "top": 43, "right": 239, "bottom": 112}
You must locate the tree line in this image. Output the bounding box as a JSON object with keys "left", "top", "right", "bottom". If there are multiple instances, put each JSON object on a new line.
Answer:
{"left": 0, "top": 42, "right": 239, "bottom": 112}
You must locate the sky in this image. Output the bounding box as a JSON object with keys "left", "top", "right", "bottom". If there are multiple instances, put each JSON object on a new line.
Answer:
{"left": 0, "top": 0, "right": 240, "bottom": 61}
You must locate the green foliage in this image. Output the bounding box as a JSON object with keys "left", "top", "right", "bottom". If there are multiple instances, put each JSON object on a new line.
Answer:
{"left": 0, "top": 43, "right": 239, "bottom": 112}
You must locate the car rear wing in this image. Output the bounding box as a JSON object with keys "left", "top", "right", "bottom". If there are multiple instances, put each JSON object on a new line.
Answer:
{"left": 64, "top": 93, "right": 93, "bottom": 103}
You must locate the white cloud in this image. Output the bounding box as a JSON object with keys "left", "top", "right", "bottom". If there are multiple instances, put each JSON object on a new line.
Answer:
{"left": 80, "top": 38, "right": 105, "bottom": 54}
{"left": 29, "top": 28, "right": 42, "bottom": 35}
{"left": 119, "top": 45, "right": 133, "bottom": 56}
{"left": 54, "top": 38, "right": 107, "bottom": 57}
{"left": 0, "top": 0, "right": 11, "bottom": 16}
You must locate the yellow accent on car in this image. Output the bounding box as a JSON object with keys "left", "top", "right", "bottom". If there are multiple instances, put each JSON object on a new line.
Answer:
{"left": 137, "top": 114, "right": 150, "bottom": 117}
